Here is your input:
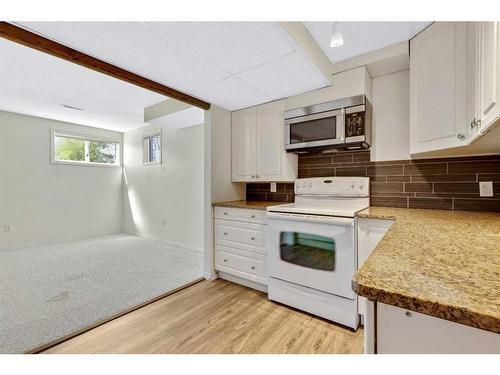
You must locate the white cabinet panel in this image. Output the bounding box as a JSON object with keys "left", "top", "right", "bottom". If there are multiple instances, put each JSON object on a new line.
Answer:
{"left": 231, "top": 99, "right": 297, "bottom": 182}
{"left": 410, "top": 22, "right": 468, "bottom": 153}
{"left": 232, "top": 107, "right": 257, "bottom": 181}
{"left": 478, "top": 22, "right": 500, "bottom": 134}
{"left": 257, "top": 100, "right": 285, "bottom": 180}
{"left": 214, "top": 207, "right": 266, "bottom": 224}
{"left": 215, "top": 245, "right": 266, "bottom": 284}
{"left": 377, "top": 302, "right": 500, "bottom": 354}
{"left": 214, "top": 219, "right": 266, "bottom": 253}
{"left": 357, "top": 218, "right": 393, "bottom": 317}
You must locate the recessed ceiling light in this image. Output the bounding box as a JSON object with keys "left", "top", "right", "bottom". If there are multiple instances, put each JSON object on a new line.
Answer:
{"left": 330, "top": 22, "right": 344, "bottom": 48}
{"left": 330, "top": 33, "right": 344, "bottom": 48}
{"left": 62, "top": 104, "right": 83, "bottom": 111}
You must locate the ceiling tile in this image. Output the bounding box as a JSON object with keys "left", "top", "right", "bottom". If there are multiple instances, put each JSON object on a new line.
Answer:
{"left": 0, "top": 38, "right": 166, "bottom": 132}
{"left": 15, "top": 22, "right": 230, "bottom": 92}
{"left": 148, "top": 22, "right": 296, "bottom": 74}
{"left": 305, "top": 22, "right": 432, "bottom": 64}
{"left": 237, "top": 52, "right": 329, "bottom": 99}
{"left": 190, "top": 76, "right": 270, "bottom": 111}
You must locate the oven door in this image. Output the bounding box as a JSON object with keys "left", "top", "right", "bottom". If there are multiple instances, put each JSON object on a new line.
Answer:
{"left": 266, "top": 212, "right": 356, "bottom": 300}
{"left": 284, "top": 109, "right": 344, "bottom": 151}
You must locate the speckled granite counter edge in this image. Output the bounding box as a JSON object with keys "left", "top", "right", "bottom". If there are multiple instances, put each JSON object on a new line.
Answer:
{"left": 353, "top": 207, "right": 500, "bottom": 334}
{"left": 352, "top": 279, "right": 500, "bottom": 333}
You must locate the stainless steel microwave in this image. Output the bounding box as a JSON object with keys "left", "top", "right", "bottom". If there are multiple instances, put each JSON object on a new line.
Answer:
{"left": 284, "top": 95, "right": 371, "bottom": 153}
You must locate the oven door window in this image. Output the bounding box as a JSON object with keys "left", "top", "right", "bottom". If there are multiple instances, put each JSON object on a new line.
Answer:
{"left": 289, "top": 116, "right": 337, "bottom": 144}
{"left": 280, "top": 232, "right": 335, "bottom": 271}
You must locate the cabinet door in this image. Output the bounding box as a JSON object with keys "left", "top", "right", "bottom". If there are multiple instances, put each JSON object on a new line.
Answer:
{"left": 256, "top": 100, "right": 286, "bottom": 181}
{"left": 377, "top": 302, "right": 500, "bottom": 354}
{"left": 410, "top": 22, "right": 468, "bottom": 154}
{"left": 478, "top": 22, "right": 500, "bottom": 134}
{"left": 232, "top": 107, "right": 257, "bottom": 181}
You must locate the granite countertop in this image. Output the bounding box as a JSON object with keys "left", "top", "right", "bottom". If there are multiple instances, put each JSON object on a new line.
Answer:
{"left": 353, "top": 207, "right": 500, "bottom": 333}
{"left": 212, "top": 200, "right": 286, "bottom": 211}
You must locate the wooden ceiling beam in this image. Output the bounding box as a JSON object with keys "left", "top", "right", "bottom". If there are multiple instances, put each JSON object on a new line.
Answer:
{"left": 0, "top": 22, "right": 210, "bottom": 110}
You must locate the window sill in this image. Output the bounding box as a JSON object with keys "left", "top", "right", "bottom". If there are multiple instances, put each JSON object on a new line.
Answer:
{"left": 51, "top": 160, "right": 121, "bottom": 168}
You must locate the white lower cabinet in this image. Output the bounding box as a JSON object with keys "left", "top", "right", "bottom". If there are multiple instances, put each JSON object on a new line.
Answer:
{"left": 214, "top": 207, "right": 267, "bottom": 290}
{"left": 357, "top": 218, "right": 394, "bottom": 318}
{"left": 376, "top": 302, "right": 500, "bottom": 354}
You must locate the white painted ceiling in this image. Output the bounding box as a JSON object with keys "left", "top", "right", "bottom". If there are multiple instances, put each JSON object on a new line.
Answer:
{"left": 2, "top": 21, "right": 434, "bottom": 126}
{"left": 0, "top": 38, "right": 166, "bottom": 132}
{"left": 14, "top": 22, "right": 331, "bottom": 111}
{"left": 305, "top": 22, "right": 432, "bottom": 64}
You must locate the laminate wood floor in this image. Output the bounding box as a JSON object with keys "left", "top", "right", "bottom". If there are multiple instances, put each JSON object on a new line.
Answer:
{"left": 42, "top": 279, "right": 364, "bottom": 354}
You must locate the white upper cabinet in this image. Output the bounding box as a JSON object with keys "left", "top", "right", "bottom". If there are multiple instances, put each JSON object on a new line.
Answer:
{"left": 232, "top": 107, "right": 257, "bottom": 181}
{"left": 232, "top": 99, "right": 297, "bottom": 182}
{"left": 477, "top": 22, "right": 500, "bottom": 135}
{"left": 410, "top": 22, "right": 469, "bottom": 154}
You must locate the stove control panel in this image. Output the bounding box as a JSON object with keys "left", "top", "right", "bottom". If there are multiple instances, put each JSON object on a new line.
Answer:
{"left": 294, "top": 177, "right": 369, "bottom": 197}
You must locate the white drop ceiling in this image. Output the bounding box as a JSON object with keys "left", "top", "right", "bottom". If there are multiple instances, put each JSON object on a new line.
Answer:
{"left": 2, "top": 21, "right": 434, "bottom": 129}
{"left": 0, "top": 38, "right": 166, "bottom": 132}
{"left": 305, "top": 22, "right": 432, "bottom": 64}
{"left": 13, "top": 22, "right": 331, "bottom": 111}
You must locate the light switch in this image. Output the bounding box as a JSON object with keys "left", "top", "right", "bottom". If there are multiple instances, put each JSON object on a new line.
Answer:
{"left": 270, "top": 182, "right": 277, "bottom": 193}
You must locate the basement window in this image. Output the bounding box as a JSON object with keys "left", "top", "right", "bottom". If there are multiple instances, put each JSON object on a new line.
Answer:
{"left": 143, "top": 131, "right": 162, "bottom": 165}
{"left": 51, "top": 130, "right": 120, "bottom": 167}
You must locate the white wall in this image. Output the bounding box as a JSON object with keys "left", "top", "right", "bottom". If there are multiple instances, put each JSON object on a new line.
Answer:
{"left": 371, "top": 69, "right": 411, "bottom": 161}
{"left": 286, "top": 66, "right": 372, "bottom": 110}
{"left": 122, "top": 111, "right": 205, "bottom": 252}
{"left": 209, "top": 105, "right": 245, "bottom": 203}
{"left": 0, "top": 110, "right": 123, "bottom": 251}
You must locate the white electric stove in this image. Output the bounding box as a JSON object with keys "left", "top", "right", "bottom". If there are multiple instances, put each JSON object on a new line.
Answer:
{"left": 266, "top": 177, "right": 370, "bottom": 329}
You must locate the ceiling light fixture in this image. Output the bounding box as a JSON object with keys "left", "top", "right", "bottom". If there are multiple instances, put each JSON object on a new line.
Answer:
{"left": 330, "top": 22, "right": 344, "bottom": 48}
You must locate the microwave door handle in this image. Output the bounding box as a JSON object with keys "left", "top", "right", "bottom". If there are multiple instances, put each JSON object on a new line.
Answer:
{"left": 339, "top": 108, "right": 345, "bottom": 142}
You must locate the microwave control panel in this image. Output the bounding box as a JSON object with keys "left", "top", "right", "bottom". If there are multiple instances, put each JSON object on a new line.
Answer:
{"left": 345, "top": 111, "right": 365, "bottom": 137}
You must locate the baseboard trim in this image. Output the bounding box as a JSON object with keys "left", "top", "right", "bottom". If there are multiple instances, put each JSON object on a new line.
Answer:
{"left": 30, "top": 278, "right": 205, "bottom": 354}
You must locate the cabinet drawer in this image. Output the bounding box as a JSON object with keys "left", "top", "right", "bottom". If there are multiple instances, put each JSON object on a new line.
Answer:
{"left": 215, "top": 247, "right": 266, "bottom": 283}
{"left": 214, "top": 207, "right": 266, "bottom": 224}
{"left": 214, "top": 220, "right": 265, "bottom": 253}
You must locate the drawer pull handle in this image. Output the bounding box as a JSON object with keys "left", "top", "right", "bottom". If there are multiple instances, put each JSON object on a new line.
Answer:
{"left": 223, "top": 212, "right": 228, "bottom": 215}
{"left": 251, "top": 215, "right": 256, "bottom": 218}
{"left": 224, "top": 232, "right": 228, "bottom": 236}
{"left": 224, "top": 259, "right": 228, "bottom": 262}
{"left": 251, "top": 266, "right": 255, "bottom": 270}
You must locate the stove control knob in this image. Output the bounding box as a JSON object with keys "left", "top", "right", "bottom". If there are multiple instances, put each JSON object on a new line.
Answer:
{"left": 302, "top": 181, "right": 307, "bottom": 188}
{"left": 350, "top": 183, "right": 356, "bottom": 189}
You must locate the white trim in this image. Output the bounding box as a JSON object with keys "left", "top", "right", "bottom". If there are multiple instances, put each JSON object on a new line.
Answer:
{"left": 143, "top": 129, "right": 162, "bottom": 165}
{"left": 50, "top": 128, "right": 121, "bottom": 167}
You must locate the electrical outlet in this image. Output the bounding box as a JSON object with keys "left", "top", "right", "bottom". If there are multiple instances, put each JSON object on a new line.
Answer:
{"left": 4, "top": 224, "right": 13, "bottom": 233}
{"left": 270, "top": 182, "right": 277, "bottom": 193}
{"left": 479, "top": 181, "right": 494, "bottom": 197}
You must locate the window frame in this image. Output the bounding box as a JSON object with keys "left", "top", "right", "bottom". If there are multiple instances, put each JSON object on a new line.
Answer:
{"left": 50, "top": 129, "right": 121, "bottom": 168}
{"left": 143, "top": 130, "right": 162, "bottom": 166}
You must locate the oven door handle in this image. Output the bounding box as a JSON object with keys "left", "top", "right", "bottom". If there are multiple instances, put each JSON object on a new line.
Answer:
{"left": 266, "top": 212, "right": 354, "bottom": 226}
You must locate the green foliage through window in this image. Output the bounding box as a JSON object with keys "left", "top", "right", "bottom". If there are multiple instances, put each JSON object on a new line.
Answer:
{"left": 53, "top": 133, "right": 119, "bottom": 165}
